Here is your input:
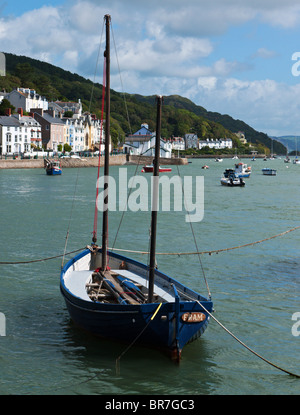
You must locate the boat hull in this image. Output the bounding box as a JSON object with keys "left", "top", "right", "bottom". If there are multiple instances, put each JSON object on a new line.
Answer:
{"left": 142, "top": 165, "right": 172, "bottom": 173}
{"left": 60, "top": 249, "right": 213, "bottom": 359}
{"left": 262, "top": 168, "right": 277, "bottom": 176}
{"left": 220, "top": 178, "right": 245, "bottom": 186}
{"left": 46, "top": 168, "right": 62, "bottom": 175}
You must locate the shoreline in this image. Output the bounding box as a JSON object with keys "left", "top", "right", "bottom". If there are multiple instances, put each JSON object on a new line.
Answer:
{"left": 0, "top": 154, "right": 188, "bottom": 169}
{"left": 0, "top": 153, "right": 270, "bottom": 169}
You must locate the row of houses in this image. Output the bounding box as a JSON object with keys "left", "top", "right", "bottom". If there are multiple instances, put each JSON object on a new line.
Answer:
{"left": 0, "top": 107, "right": 104, "bottom": 155}
{"left": 0, "top": 87, "right": 235, "bottom": 157}
{"left": 123, "top": 125, "right": 233, "bottom": 158}
{"left": 0, "top": 87, "right": 105, "bottom": 155}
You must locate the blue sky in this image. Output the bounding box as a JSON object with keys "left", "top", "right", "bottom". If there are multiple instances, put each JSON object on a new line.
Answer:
{"left": 1, "top": 0, "right": 300, "bottom": 136}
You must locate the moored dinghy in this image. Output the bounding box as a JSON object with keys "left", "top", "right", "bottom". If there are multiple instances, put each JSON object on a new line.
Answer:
{"left": 60, "top": 15, "right": 213, "bottom": 361}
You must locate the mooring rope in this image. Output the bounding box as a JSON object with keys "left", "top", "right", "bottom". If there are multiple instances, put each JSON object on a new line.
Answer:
{"left": 109, "top": 225, "right": 300, "bottom": 256}
{"left": 0, "top": 248, "right": 85, "bottom": 265}
{"left": 115, "top": 303, "right": 162, "bottom": 374}
{"left": 196, "top": 301, "right": 300, "bottom": 379}
{"left": 0, "top": 225, "right": 299, "bottom": 265}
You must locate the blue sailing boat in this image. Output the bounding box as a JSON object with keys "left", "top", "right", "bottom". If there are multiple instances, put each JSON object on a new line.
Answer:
{"left": 60, "top": 15, "right": 213, "bottom": 361}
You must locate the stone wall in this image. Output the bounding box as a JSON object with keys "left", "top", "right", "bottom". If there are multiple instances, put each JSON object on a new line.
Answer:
{"left": 0, "top": 154, "right": 187, "bottom": 169}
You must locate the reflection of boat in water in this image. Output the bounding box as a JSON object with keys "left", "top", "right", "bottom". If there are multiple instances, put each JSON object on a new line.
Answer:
{"left": 141, "top": 165, "right": 172, "bottom": 173}
{"left": 220, "top": 172, "right": 245, "bottom": 186}
{"left": 262, "top": 168, "right": 277, "bottom": 176}
{"left": 44, "top": 159, "right": 62, "bottom": 175}
{"left": 60, "top": 15, "right": 213, "bottom": 362}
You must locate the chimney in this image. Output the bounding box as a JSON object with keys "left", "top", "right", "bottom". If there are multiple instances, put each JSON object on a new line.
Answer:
{"left": 29, "top": 112, "right": 34, "bottom": 119}
{"left": 32, "top": 108, "right": 43, "bottom": 116}
{"left": 5, "top": 108, "right": 11, "bottom": 116}
{"left": 18, "top": 108, "right": 23, "bottom": 117}
{"left": 45, "top": 109, "right": 55, "bottom": 117}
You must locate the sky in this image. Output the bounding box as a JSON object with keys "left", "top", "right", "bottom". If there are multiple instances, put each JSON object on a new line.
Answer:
{"left": 1, "top": 0, "right": 300, "bottom": 136}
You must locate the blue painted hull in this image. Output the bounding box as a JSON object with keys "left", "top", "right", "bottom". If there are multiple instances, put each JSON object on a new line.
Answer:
{"left": 46, "top": 168, "right": 62, "bottom": 175}
{"left": 60, "top": 249, "right": 213, "bottom": 359}
{"left": 236, "top": 173, "right": 250, "bottom": 178}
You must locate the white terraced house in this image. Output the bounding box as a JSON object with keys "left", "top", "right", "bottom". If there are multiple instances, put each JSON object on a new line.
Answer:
{"left": 0, "top": 109, "right": 41, "bottom": 155}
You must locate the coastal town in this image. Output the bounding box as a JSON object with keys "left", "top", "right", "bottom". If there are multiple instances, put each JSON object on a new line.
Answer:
{"left": 0, "top": 87, "right": 240, "bottom": 158}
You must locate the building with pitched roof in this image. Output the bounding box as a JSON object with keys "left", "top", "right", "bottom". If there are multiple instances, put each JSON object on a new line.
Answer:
{"left": 32, "top": 109, "right": 64, "bottom": 151}
{"left": 0, "top": 108, "right": 41, "bottom": 155}
{"left": 123, "top": 123, "right": 172, "bottom": 158}
{"left": 5, "top": 88, "right": 48, "bottom": 112}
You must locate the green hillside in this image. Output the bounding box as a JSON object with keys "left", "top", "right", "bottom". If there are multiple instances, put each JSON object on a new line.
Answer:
{"left": 0, "top": 53, "right": 286, "bottom": 153}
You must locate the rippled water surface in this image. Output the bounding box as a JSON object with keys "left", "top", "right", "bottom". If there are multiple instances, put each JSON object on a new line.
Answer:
{"left": 0, "top": 158, "right": 299, "bottom": 395}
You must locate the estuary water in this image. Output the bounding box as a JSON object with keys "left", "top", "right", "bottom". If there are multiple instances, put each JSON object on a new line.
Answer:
{"left": 0, "top": 157, "right": 299, "bottom": 395}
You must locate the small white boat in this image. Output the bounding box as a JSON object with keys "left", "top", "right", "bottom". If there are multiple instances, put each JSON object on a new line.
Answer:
{"left": 201, "top": 165, "right": 209, "bottom": 169}
{"left": 262, "top": 168, "right": 277, "bottom": 176}
{"left": 220, "top": 172, "right": 245, "bottom": 186}
{"left": 215, "top": 157, "right": 223, "bottom": 162}
{"left": 293, "top": 157, "right": 300, "bottom": 164}
{"left": 234, "top": 162, "right": 251, "bottom": 178}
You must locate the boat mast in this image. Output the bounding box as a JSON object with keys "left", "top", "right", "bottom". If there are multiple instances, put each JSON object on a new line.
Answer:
{"left": 102, "top": 14, "right": 111, "bottom": 271}
{"left": 148, "top": 95, "right": 162, "bottom": 303}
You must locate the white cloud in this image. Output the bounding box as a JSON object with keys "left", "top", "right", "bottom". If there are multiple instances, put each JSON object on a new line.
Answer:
{"left": 252, "top": 48, "right": 278, "bottom": 60}
{"left": 1, "top": 0, "right": 300, "bottom": 135}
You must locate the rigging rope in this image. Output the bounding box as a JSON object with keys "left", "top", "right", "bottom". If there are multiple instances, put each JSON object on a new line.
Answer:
{"left": 196, "top": 300, "right": 300, "bottom": 379}
{"left": 175, "top": 163, "right": 211, "bottom": 298}
{"left": 92, "top": 55, "right": 106, "bottom": 243}
{"left": 88, "top": 19, "right": 104, "bottom": 114}
{"left": 61, "top": 167, "right": 80, "bottom": 268}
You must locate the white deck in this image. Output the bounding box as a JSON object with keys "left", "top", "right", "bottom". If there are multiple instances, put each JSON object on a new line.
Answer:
{"left": 64, "top": 268, "right": 176, "bottom": 302}
{"left": 64, "top": 270, "right": 93, "bottom": 301}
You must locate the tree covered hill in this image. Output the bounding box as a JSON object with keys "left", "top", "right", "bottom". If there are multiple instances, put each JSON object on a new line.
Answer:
{"left": 0, "top": 52, "right": 286, "bottom": 153}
